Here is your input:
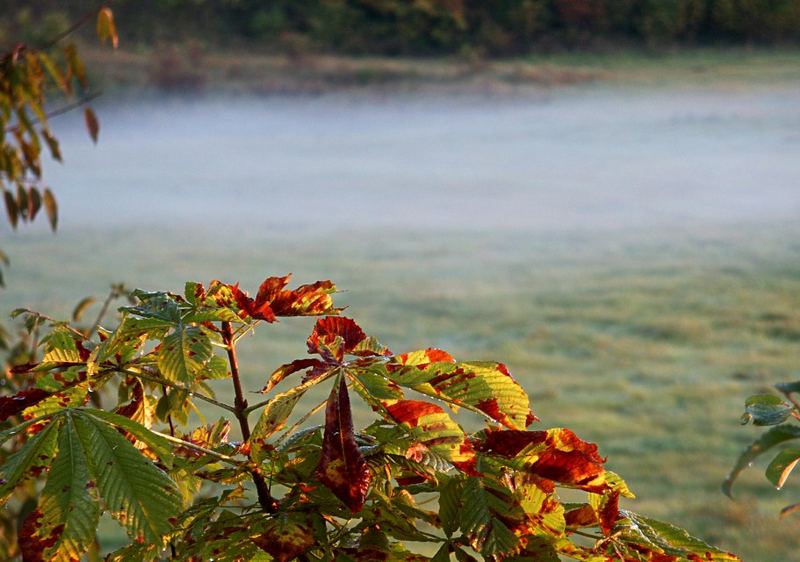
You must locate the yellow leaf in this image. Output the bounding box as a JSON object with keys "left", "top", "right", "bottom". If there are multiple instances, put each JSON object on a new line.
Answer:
{"left": 96, "top": 7, "right": 119, "bottom": 49}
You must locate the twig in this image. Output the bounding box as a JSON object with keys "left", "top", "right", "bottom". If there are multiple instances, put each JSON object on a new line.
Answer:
{"left": 39, "top": 4, "right": 110, "bottom": 50}
{"left": 86, "top": 285, "right": 117, "bottom": 338}
{"left": 4, "top": 92, "right": 102, "bottom": 134}
{"left": 149, "top": 429, "right": 241, "bottom": 466}
{"left": 274, "top": 396, "right": 328, "bottom": 445}
{"left": 222, "top": 321, "right": 278, "bottom": 514}
{"left": 117, "top": 368, "right": 237, "bottom": 414}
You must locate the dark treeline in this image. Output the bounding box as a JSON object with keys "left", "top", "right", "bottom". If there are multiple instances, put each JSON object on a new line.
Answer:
{"left": 5, "top": 0, "right": 800, "bottom": 56}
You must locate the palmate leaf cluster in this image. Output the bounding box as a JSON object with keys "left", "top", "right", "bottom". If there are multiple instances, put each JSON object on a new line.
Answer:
{"left": 0, "top": 275, "right": 740, "bottom": 561}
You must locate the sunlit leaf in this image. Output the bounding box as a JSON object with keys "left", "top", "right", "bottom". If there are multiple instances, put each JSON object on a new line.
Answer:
{"left": 96, "top": 7, "right": 119, "bottom": 49}
{"left": 474, "top": 428, "right": 608, "bottom": 492}
{"left": 385, "top": 351, "right": 534, "bottom": 430}
{"left": 766, "top": 447, "right": 800, "bottom": 489}
{"left": 157, "top": 326, "right": 213, "bottom": 383}
{"left": 615, "top": 511, "right": 739, "bottom": 561}
{"left": 383, "top": 400, "right": 475, "bottom": 473}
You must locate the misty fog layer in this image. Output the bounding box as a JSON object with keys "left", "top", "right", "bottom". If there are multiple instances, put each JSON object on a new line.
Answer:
{"left": 46, "top": 86, "right": 800, "bottom": 234}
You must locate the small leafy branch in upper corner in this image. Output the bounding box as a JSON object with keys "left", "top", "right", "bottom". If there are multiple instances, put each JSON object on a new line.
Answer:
{"left": 0, "top": 275, "right": 740, "bottom": 561}
{"left": 725, "top": 380, "right": 800, "bottom": 517}
{"left": 0, "top": 5, "right": 118, "bottom": 285}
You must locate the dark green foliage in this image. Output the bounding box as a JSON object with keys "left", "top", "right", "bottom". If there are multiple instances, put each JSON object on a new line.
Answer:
{"left": 5, "top": 0, "right": 800, "bottom": 57}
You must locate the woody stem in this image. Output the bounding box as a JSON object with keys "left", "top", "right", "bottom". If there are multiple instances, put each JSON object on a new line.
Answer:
{"left": 222, "top": 321, "right": 277, "bottom": 514}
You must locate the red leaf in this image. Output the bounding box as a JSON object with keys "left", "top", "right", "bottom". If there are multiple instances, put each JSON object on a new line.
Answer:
{"left": 316, "top": 377, "right": 371, "bottom": 512}
{"left": 307, "top": 317, "right": 367, "bottom": 362}
{"left": 393, "top": 348, "right": 455, "bottom": 368}
{"left": 230, "top": 275, "right": 338, "bottom": 322}
{"left": 0, "top": 388, "right": 51, "bottom": 421}
{"left": 231, "top": 282, "right": 276, "bottom": 322}
{"left": 564, "top": 504, "right": 598, "bottom": 528}
{"left": 474, "top": 428, "right": 607, "bottom": 490}
{"left": 598, "top": 491, "right": 620, "bottom": 536}
{"left": 262, "top": 358, "right": 327, "bottom": 393}
{"left": 385, "top": 400, "right": 446, "bottom": 427}
{"left": 472, "top": 429, "right": 548, "bottom": 457}
{"left": 18, "top": 509, "right": 64, "bottom": 562}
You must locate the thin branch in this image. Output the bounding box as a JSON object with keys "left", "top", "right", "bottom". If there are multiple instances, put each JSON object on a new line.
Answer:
{"left": 149, "top": 429, "right": 242, "bottom": 466}
{"left": 39, "top": 4, "right": 109, "bottom": 50}
{"left": 222, "top": 320, "right": 278, "bottom": 514}
{"left": 4, "top": 92, "right": 101, "bottom": 134}
{"left": 274, "top": 396, "right": 328, "bottom": 445}
{"left": 117, "top": 368, "right": 237, "bottom": 414}
{"left": 779, "top": 388, "right": 800, "bottom": 413}
{"left": 86, "top": 285, "right": 118, "bottom": 338}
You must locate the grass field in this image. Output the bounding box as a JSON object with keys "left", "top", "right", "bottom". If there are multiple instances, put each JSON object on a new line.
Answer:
{"left": 3, "top": 220, "right": 800, "bottom": 560}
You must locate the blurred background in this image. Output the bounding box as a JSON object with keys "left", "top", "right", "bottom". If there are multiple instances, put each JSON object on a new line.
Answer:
{"left": 2, "top": 2, "right": 800, "bottom": 560}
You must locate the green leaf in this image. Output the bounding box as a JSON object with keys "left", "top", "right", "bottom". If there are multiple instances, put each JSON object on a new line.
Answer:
{"left": 615, "top": 511, "right": 739, "bottom": 561}
{"left": 157, "top": 326, "right": 213, "bottom": 383}
{"left": 81, "top": 408, "right": 175, "bottom": 467}
{"left": 250, "top": 369, "right": 334, "bottom": 462}
{"left": 766, "top": 448, "right": 800, "bottom": 489}
{"left": 438, "top": 476, "right": 464, "bottom": 537}
{"left": 41, "top": 328, "right": 84, "bottom": 363}
{"left": 35, "top": 414, "right": 100, "bottom": 561}
{"left": 742, "top": 394, "right": 793, "bottom": 426}
{"left": 460, "top": 477, "right": 519, "bottom": 557}
{"left": 723, "top": 424, "right": 800, "bottom": 497}
{"left": 0, "top": 417, "right": 61, "bottom": 500}
{"left": 72, "top": 411, "right": 180, "bottom": 545}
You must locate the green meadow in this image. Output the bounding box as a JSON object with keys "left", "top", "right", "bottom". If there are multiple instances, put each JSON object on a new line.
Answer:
{"left": 3, "top": 220, "right": 800, "bottom": 560}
